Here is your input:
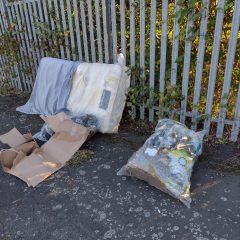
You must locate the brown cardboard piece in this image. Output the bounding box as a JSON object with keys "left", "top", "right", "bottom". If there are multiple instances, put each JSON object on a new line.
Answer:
{"left": 0, "top": 113, "right": 89, "bottom": 187}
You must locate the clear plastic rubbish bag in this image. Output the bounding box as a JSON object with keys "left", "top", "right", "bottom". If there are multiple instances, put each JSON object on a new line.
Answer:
{"left": 117, "top": 119, "right": 206, "bottom": 207}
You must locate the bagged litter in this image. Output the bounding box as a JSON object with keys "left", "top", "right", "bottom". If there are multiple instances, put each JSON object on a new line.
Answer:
{"left": 67, "top": 54, "right": 130, "bottom": 133}
{"left": 33, "top": 114, "right": 98, "bottom": 146}
{"left": 17, "top": 57, "right": 81, "bottom": 115}
{"left": 117, "top": 119, "right": 206, "bottom": 207}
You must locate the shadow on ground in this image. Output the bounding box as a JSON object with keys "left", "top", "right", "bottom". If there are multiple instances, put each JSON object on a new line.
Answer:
{"left": 0, "top": 95, "right": 239, "bottom": 240}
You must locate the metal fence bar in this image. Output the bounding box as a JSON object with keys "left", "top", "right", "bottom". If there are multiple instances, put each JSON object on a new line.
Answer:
{"left": 139, "top": 0, "right": 145, "bottom": 120}
{"left": 191, "top": 0, "right": 209, "bottom": 130}
{"left": 120, "top": 0, "right": 126, "bottom": 60}
{"left": 231, "top": 83, "right": 240, "bottom": 142}
{"left": 73, "top": 0, "right": 83, "bottom": 61}
{"left": 149, "top": 0, "right": 157, "bottom": 122}
{"left": 53, "top": 0, "right": 64, "bottom": 59}
{"left": 87, "top": 0, "right": 96, "bottom": 62}
{"left": 80, "top": 0, "right": 89, "bottom": 62}
{"left": 111, "top": 0, "right": 117, "bottom": 62}
{"left": 102, "top": 0, "right": 109, "bottom": 63}
{"left": 66, "top": 0, "right": 76, "bottom": 60}
{"left": 60, "top": 0, "right": 70, "bottom": 60}
{"left": 180, "top": 10, "right": 194, "bottom": 124}
{"left": 27, "top": 0, "right": 41, "bottom": 62}
{"left": 216, "top": 0, "right": 240, "bottom": 138}
{"left": 95, "top": 0, "right": 103, "bottom": 63}
{"left": 48, "top": 0, "right": 60, "bottom": 58}
{"left": 170, "top": 0, "right": 180, "bottom": 87}
{"left": 204, "top": 0, "right": 225, "bottom": 134}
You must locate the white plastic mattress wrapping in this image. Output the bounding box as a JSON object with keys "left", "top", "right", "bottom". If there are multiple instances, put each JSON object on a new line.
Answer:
{"left": 17, "top": 55, "right": 131, "bottom": 134}
{"left": 67, "top": 61, "right": 130, "bottom": 133}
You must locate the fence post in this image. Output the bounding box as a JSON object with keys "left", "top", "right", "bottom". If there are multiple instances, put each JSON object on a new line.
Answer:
{"left": 105, "top": 0, "right": 113, "bottom": 63}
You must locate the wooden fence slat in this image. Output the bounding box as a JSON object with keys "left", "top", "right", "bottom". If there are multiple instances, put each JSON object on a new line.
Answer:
{"left": 180, "top": 11, "right": 194, "bottom": 124}
{"left": 60, "top": 0, "right": 70, "bottom": 60}
{"left": 80, "top": 0, "right": 89, "bottom": 62}
{"left": 87, "top": 0, "right": 96, "bottom": 62}
{"left": 170, "top": 0, "right": 180, "bottom": 86}
{"left": 120, "top": 0, "right": 126, "bottom": 60}
{"left": 231, "top": 83, "right": 240, "bottom": 142}
{"left": 216, "top": 0, "right": 240, "bottom": 138}
{"left": 95, "top": 0, "right": 103, "bottom": 63}
{"left": 53, "top": 0, "right": 64, "bottom": 59}
{"left": 111, "top": 0, "right": 117, "bottom": 62}
{"left": 149, "top": 0, "right": 157, "bottom": 122}
{"left": 140, "top": 0, "right": 146, "bottom": 120}
{"left": 204, "top": 0, "right": 225, "bottom": 134}
{"left": 191, "top": 0, "right": 210, "bottom": 130}
{"left": 66, "top": 0, "right": 76, "bottom": 60}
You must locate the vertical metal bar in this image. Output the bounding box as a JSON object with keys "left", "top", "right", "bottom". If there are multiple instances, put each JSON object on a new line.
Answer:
{"left": 66, "top": 0, "right": 76, "bottom": 60}
{"left": 102, "top": 0, "right": 109, "bottom": 63}
{"left": 53, "top": 0, "right": 65, "bottom": 59}
{"left": 231, "top": 83, "right": 240, "bottom": 142}
{"left": 180, "top": 11, "right": 194, "bottom": 124}
{"left": 80, "top": 0, "right": 89, "bottom": 62}
{"left": 87, "top": 0, "right": 96, "bottom": 62}
{"left": 170, "top": 0, "right": 180, "bottom": 86}
{"left": 48, "top": 0, "right": 60, "bottom": 58}
{"left": 60, "top": 0, "right": 70, "bottom": 60}
{"left": 120, "top": 0, "right": 126, "bottom": 60}
{"left": 95, "top": 0, "right": 103, "bottom": 62}
{"left": 73, "top": 0, "right": 82, "bottom": 60}
{"left": 111, "top": 0, "right": 117, "bottom": 62}
{"left": 149, "top": 0, "right": 157, "bottom": 122}
{"left": 204, "top": 0, "right": 225, "bottom": 134}
{"left": 140, "top": 0, "right": 146, "bottom": 120}
{"left": 191, "top": 0, "right": 210, "bottom": 130}
{"left": 216, "top": 0, "right": 240, "bottom": 138}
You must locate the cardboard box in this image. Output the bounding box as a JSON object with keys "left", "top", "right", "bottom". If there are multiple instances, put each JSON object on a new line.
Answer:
{"left": 0, "top": 113, "right": 89, "bottom": 187}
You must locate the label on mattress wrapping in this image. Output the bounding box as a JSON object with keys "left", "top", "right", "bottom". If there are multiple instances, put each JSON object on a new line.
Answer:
{"left": 99, "top": 89, "right": 111, "bottom": 110}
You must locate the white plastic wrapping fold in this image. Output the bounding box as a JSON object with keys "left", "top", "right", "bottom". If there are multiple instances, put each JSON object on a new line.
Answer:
{"left": 67, "top": 56, "right": 130, "bottom": 134}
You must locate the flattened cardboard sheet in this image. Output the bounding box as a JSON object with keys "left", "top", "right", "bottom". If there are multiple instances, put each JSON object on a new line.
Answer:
{"left": 0, "top": 113, "right": 89, "bottom": 187}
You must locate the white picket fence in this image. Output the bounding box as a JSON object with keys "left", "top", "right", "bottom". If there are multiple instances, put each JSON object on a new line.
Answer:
{"left": 0, "top": 0, "right": 239, "bottom": 141}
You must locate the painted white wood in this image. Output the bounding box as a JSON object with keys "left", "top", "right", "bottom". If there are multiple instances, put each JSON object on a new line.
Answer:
{"left": 87, "top": 0, "right": 96, "bottom": 62}
{"left": 191, "top": 0, "right": 210, "bottom": 130}
{"left": 180, "top": 11, "right": 194, "bottom": 124}
{"left": 66, "top": 0, "right": 76, "bottom": 60}
{"left": 95, "top": 0, "right": 103, "bottom": 62}
{"left": 149, "top": 0, "right": 157, "bottom": 122}
{"left": 231, "top": 83, "right": 240, "bottom": 142}
{"left": 60, "top": 0, "right": 70, "bottom": 60}
{"left": 170, "top": 0, "right": 180, "bottom": 86}
{"left": 101, "top": 0, "right": 109, "bottom": 63}
{"left": 80, "top": 0, "right": 89, "bottom": 62}
{"left": 216, "top": 0, "right": 240, "bottom": 138}
{"left": 140, "top": 0, "right": 146, "bottom": 120}
{"left": 111, "top": 0, "right": 117, "bottom": 62}
{"left": 120, "top": 0, "right": 126, "bottom": 60}
{"left": 73, "top": 0, "right": 83, "bottom": 60}
{"left": 204, "top": 0, "right": 226, "bottom": 134}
